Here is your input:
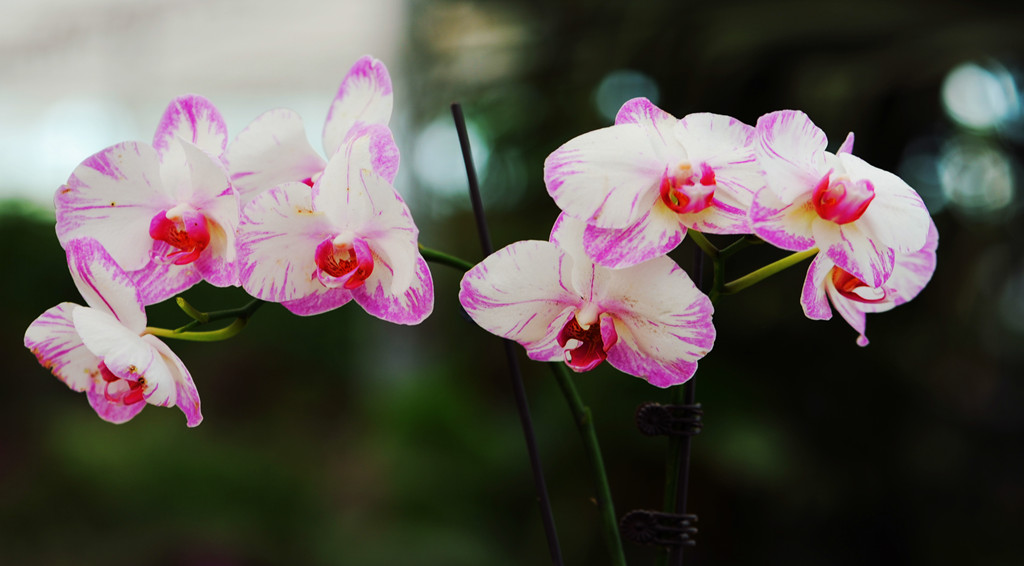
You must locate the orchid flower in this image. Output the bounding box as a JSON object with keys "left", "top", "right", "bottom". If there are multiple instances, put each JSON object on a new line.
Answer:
{"left": 459, "top": 214, "right": 715, "bottom": 387}
{"left": 750, "top": 110, "right": 931, "bottom": 288}
{"left": 55, "top": 95, "right": 239, "bottom": 305}
{"left": 544, "top": 97, "right": 764, "bottom": 269}
{"left": 801, "top": 219, "right": 938, "bottom": 346}
{"left": 236, "top": 124, "right": 433, "bottom": 323}
{"left": 226, "top": 55, "right": 397, "bottom": 204}
{"left": 24, "top": 238, "right": 202, "bottom": 426}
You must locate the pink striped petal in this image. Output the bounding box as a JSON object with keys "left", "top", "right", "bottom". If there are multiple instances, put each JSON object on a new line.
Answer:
{"left": 86, "top": 385, "right": 147, "bottom": 424}
{"left": 597, "top": 256, "right": 715, "bottom": 387}
{"left": 313, "top": 126, "right": 401, "bottom": 226}
{"left": 352, "top": 255, "right": 434, "bottom": 324}
{"left": 815, "top": 221, "right": 895, "bottom": 289}
{"left": 153, "top": 95, "right": 228, "bottom": 159}
{"left": 323, "top": 56, "right": 394, "bottom": 159}
{"left": 756, "top": 110, "right": 829, "bottom": 204}
{"left": 544, "top": 122, "right": 670, "bottom": 229}
{"left": 800, "top": 253, "right": 835, "bottom": 321}
{"left": 56, "top": 142, "right": 171, "bottom": 272}
{"left": 130, "top": 262, "right": 202, "bottom": 306}
{"left": 145, "top": 335, "right": 202, "bottom": 427}
{"left": 583, "top": 206, "right": 685, "bottom": 269}
{"left": 24, "top": 303, "right": 97, "bottom": 392}
{"left": 65, "top": 238, "right": 146, "bottom": 331}
{"left": 459, "top": 240, "right": 581, "bottom": 355}
{"left": 226, "top": 109, "right": 327, "bottom": 204}
{"left": 839, "top": 152, "right": 930, "bottom": 255}
{"left": 750, "top": 188, "right": 818, "bottom": 252}
{"left": 237, "top": 182, "right": 337, "bottom": 306}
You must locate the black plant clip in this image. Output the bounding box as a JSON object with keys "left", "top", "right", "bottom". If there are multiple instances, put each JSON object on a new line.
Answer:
{"left": 619, "top": 510, "right": 698, "bottom": 547}
{"left": 635, "top": 402, "right": 703, "bottom": 437}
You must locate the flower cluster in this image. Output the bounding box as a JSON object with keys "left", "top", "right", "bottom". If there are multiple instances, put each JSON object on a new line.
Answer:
{"left": 26, "top": 57, "right": 433, "bottom": 425}
{"left": 459, "top": 98, "right": 937, "bottom": 386}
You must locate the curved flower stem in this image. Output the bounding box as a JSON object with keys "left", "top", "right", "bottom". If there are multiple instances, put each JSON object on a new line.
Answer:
{"left": 453, "top": 103, "right": 564, "bottom": 566}
{"left": 145, "top": 298, "right": 265, "bottom": 342}
{"left": 550, "top": 362, "right": 627, "bottom": 566}
{"left": 721, "top": 247, "right": 818, "bottom": 295}
{"left": 419, "top": 243, "right": 474, "bottom": 272}
{"left": 686, "top": 230, "right": 719, "bottom": 260}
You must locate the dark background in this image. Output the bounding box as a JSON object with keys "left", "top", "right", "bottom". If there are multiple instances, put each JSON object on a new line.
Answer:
{"left": 3, "top": 0, "right": 1024, "bottom": 564}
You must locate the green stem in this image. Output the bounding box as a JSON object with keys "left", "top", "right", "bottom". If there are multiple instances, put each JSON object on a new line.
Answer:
{"left": 550, "top": 363, "right": 626, "bottom": 566}
{"left": 686, "top": 230, "right": 719, "bottom": 260}
{"left": 721, "top": 247, "right": 818, "bottom": 296}
{"left": 419, "top": 243, "right": 475, "bottom": 272}
{"left": 147, "top": 298, "right": 265, "bottom": 341}
{"left": 145, "top": 318, "right": 248, "bottom": 342}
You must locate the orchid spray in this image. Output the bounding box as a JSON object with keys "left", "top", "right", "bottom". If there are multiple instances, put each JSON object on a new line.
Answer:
{"left": 24, "top": 56, "right": 937, "bottom": 566}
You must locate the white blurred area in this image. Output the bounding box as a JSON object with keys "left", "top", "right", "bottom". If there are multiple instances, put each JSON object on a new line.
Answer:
{"left": 0, "top": 0, "right": 406, "bottom": 206}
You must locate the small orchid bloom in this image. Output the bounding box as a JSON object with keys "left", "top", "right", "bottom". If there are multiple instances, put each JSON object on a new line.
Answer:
{"left": 801, "top": 219, "right": 938, "bottom": 346}
{"left": 750, "top": 110, "right": 931, "bottom": 288}
{"left": 24, "top": 238, "right": 202, "bottom": 426}
{"left": 237, "top": 124, "right": 433, "bottom": 323}
{"left": 459, "top": 214, "right": 715, "bottom": 387}
{"left": 226, "top": 55, "right": 397, "bottom": 204}
{"left": 55, "top": 95, "right": 239, "bottom": 305}
{"left": 544, "top": 97, "right": 764, "bottom": 269}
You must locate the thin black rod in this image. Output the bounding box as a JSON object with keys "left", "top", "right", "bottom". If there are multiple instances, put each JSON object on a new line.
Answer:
{"left": 451, "top": 103, "right": 564, "bottom": 566}
{"left": 668, "top": 245, "right": 705, "bottom": 566}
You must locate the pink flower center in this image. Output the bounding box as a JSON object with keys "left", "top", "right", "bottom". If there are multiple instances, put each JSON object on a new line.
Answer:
{"left": 831, "top": 268, "right": 886, "bottom": 303}
{"left": 556, "top": 310, "right": 618, "bottom": 372}
{"left": 149, "top": 206, "right": 210, "bottom": 265}
{"left": 98, "top": 361, "right": 147, "bottom": 406}
{"left": 659, "top": 162, "right": 716, "bottom": 214}
{"left": 812, "top": 173, "right": 875, "bottom": 224}
{"left": 314, "top": 236, "right": 374, "bottom": 289}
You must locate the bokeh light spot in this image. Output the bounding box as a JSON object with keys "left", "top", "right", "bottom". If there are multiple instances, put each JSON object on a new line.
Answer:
{"left": 594, "top": 70, "right": 660, "bottom": 123}
{"left": 942, "top": 62, "right": 1020, "bottom": 130}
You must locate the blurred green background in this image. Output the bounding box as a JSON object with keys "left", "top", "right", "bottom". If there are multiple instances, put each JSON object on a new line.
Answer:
{"left": 3, "top": 0, "right": 1024, "bottom": 564}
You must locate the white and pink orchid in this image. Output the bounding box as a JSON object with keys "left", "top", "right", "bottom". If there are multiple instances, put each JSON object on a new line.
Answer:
{"left": 55, "top": 95, "right": 239, "bottom": 305}
{"left": 544, "top": 97, "right": 764, "bottom": 269}
{"left": 24, "top": 238, "right": 202, "bottom": 426}
{"left": 236, "top": 124, "right": 433, "bottom": 323}
{"left": 226, "top": 55, "right": 397, "bottom": 204}
{"left": 750, "top": 110, "right": 931, "bottom": 288}
{"left": 459, "top": 214, "right": 715, "bottom": 387}
{"left": 801, "top": 219, "right": 938, "bottom": 346}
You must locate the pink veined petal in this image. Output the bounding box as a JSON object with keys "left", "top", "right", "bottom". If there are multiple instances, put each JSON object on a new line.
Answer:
{"left": 24, "top": 303, "right": 98, "bottom": 392}
{"left": 837, "top": 132, "right": 855, "bottom": 155}
{"left": 866, "top": 219, "right": 939, "bottom": 312}
{"left": 280, "top": 287, "right": 354, "bottom": 316}
{"left": 800, "top": 253, "right": 835, "bottom": 321}
{"left": 56, "top": 142, "right": 172, "bottom": 272}
{"left": 839, "top": 152, "right": 930, "bottom": 255}
{"left": 549, "top": 214, "right": 598, "bottom": 299}
{"left": 323, "top": 55, "right": 394, "bottom": 159}
{"left": 352, "top": 254, "right": 434, "bottom": 325}
{"left": 86, "top": 385, "right": 147, "bottom": 424}
{"left": 237, "top": 182, "right": 338, "bottom": 305}
{"left": 343, "top": 169, "right": 420, "bottom": 293}
{"left": 341, "top": 122, "right": 400, "bottom": 184}
{"left": 65, "top": 238, "right": 146, "bottom": 331}
{"left": 152, "top": 94, "right": 229, "bottom": 159}
{"left": 226, "top": 108, "right": 328, "bottom": 204}
{"left": 166, "top": 138, "right": 233, "bottom": 205}
{"left": 615, "top": 97, "right": 677, "bottom": 129}
{"left": 544, "top": 122, "right": 672, "bottom": 229}
{"left": 459, "top": 240, "right": 582, "bottom": 352}
{"left": 144, "top": 335, "right": 202, "bottom": 427}
{"left": 817, "top": 220, "right": 895, "bottom": 289}
{"left": 129, "top": 261, "right": 203, "bottom": 306}
{"left": 596, "top": 256, "right": 715, "bottom": 388}
{"left": 313, "top": 127, "right": 401, "bottom": 228}
{"left": 827, "top": 280, "right": 871, "bottom": 346}
{"left": 756, "top": 110, "right": 830, "bottom": 205}
{"left": 583, "top": 205, "right": 686, "bottom": 269}
{"left": 749, "top": 188, "right": 818, "bottom": 252}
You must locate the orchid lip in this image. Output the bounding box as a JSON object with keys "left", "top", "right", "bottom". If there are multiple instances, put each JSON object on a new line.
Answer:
{"left": 98, "top": 361, "right": 147, "bottom": 406}
{"left": 831, "top": 268, "right": 886, "bottom": 304}
{"left": 314, "top": 235, "right": 374, "bottom": 289}
{"left": 659, "top": 162, "right": 716, "bottom": 214}
{"left": 556, "top": 310, "right": 617, "bottom": 372}
{"left": 149, "top": 207, "right": 211, "bottom": 265}
{"left": 812, "top": 172, "right": 875, "bottom": 224}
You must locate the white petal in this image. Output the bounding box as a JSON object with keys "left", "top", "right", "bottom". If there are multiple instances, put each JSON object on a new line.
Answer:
{"left": 24, "top": 303, "right": 98, "bottom": 392}
{"left": 756, "top": 110, "right": 829, "bottom": 204}
{"left": 322, "top": 56, "right": 394, "bottom": 158}
{"left": 65, "top": 238, "right": 146, "bottom": 332}
{"left": 226, "top": 108, "right": 327, "bottom": 204}
{"left": 152, "top": 95, "right": 229, "bottom": 158}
